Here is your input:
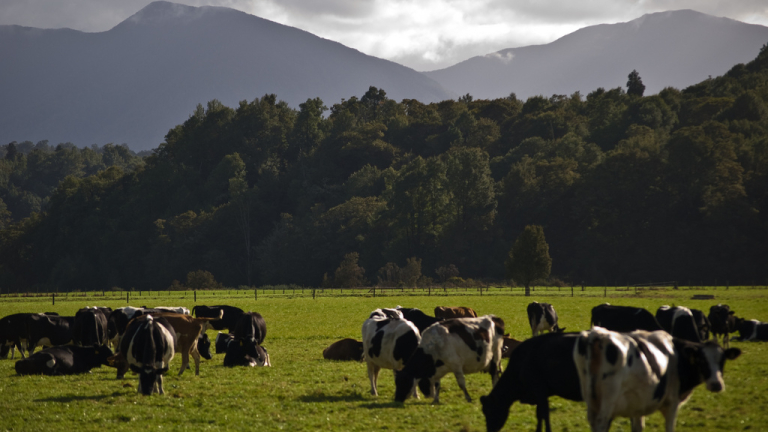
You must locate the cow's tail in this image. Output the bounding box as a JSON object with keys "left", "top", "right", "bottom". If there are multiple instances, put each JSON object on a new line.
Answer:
{"left": 191, "top": 306, "right": 198, "bottom": 317}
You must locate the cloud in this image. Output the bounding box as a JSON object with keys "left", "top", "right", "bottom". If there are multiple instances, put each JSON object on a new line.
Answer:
{"left": 0, "top": 0, "right": 766, "bottom": 69}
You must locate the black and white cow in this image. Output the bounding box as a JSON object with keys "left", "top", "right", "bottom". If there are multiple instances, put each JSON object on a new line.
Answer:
{"left": 215, "top": 332, "right": 234, "bottom": 354}
{"left": 73, "top": 307, "right": 109, "bottom": 347}
{"left": 591, "top": 304, "right": 663, "bottom": 332}
{"left": 24, "top": 314, "right": 74, "bottom": 356}
{"left": 732, "top": 318, "right": 768, "bottom": 341}
{"left": 233, "top": 312, "right": 267, "bottom": 345}
{"left": 573, "top": 326, "right": 741, "bottom": 432}
{"left": 151, "top": 307, "right": 191, "bottom": 315}
{"left": 527, "top": 302, "right": 564, "bottom": 337}
{"left": 690, "top": 309, "right": 711, "bottom": 342}
{"left": 107, "top": 306, "right": 160, "bottom": 347}
{"left": 708, "top": 304, "right": 737, "bottom": 348}
{"left": 394, "top": 315, "right": 505, "bottom": 404}
{"left": 481, "top": 332, "right": 583, "bottom": 432}
{"left": 15, "top": 345, "right": 114, "bottom": 375}
{"left": 1, "top": 313, "right": 35, "bottom": 359}
{"left": 192, "top": 305, "right": 244, "bottom": 333}
{"left": 223, "top": 338, "right": 271, "bottom": 367}
{"left": 362, "top": 308, "right": 421, "bottom": 397}
{"left": 120, "top": 315, "right": 176, "bottom": 395}
{"left": 396, "top": 307, "right": 442, "bottom": 333}
{"left": 656, "top": 306, "right": 702, "bottom": 343}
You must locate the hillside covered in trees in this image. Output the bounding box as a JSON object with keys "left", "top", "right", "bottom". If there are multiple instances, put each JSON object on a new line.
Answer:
{"left": 3, "top": 45, "right": 768, "bottom": 292}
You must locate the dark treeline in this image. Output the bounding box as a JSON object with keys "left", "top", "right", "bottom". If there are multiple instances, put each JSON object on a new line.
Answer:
{"left": 3, "top": 46, "right": 768, "bottom": 292}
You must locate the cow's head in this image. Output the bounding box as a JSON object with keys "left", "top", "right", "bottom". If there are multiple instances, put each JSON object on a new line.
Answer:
{"left": 480, "top": 394, "right": 509, "bottom": 432}
{"left": 138, "top": 368, "right": 159, "bottom": 395}
{"left": 93, "top": 345, "right": 115, "bottom": 366}
{"left": 394, "top": 348, "right": 435, "bottom": 402}
{"left": 684, "top": 341, "right": 741, "bottom": 392}
{"left": 197, "top": 333, "right": 212, "bottom": 360}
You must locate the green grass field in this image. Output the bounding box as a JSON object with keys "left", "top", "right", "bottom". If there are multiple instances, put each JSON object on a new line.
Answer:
{"left": 0, "top": 288, "right": 766, "bottom": 431}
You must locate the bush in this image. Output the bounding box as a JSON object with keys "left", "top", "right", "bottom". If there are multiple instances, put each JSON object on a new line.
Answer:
{"left": 435, "top": 264, "right": 460, "bottom": 282}
{"left": 185, "top": 270, "right": 222, "bottom": 290}
{"left": 333, "top": 252, "right": 368, "bottom": 288}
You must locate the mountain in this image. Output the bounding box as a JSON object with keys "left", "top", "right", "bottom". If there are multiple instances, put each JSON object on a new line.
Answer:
{"left": 0, "top": 1, "right": 453, "bottom": 151}
{"left": 424, "top": 10, "right": 768, "bottom": 100}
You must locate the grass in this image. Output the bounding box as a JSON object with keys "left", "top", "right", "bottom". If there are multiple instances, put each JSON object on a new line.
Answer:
{"left": 0, "top": 288, "right": 766, "bottom": 431}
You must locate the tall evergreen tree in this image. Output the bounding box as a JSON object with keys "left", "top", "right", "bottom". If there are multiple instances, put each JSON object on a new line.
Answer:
{"left": 505, "top": 225, "right": 552, "bottom": 296}
{"left": 627, "top": 70, "right": 646, "bottom": 97}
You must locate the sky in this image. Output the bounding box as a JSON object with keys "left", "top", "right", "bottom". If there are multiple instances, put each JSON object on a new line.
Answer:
{"left": 1, "top": 0, "right": 767, "bottom": 71}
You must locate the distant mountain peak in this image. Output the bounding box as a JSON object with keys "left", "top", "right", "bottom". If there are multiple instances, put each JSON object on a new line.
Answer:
{"left": 117, "top": 1, "right": 219, "bottom": 28}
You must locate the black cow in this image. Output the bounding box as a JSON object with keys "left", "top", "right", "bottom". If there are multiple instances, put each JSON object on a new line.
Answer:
{"left": 481, "top": 333, "right": 583, "bottom": 432}
{"left": 396, "top": 307, "right": 442, "bottom": 332}
{"left": 733, "top": 318, "right": 768, "bottom": 341}
{"left": 223, "top": 338, "right": 271, "bottom": 367}
{"left": 121, "top": 315, "right": 176, "bottom": 395}
{"left": 215, "top": 332, "right": 234, "bottom": 354}
{"left": 691, "top": 308, "right": 711, "bottom": 341}
{"left": 709, "top": 304, "right": 737, "bottom": 348}
{"left": 233, "top": 312, "right": 267, "bottom": 345}
{"left": 198, "top": 333, "right": 212, "bottom": 360}
{"left": 590, "top": 304, "right": 662, "bottom": 332}
{"left": 73, "top": 307, "right": 109, "bottom": 347}
{"left": 656, "top": 305, "right": 702, "bottom": 342}
{"left": 527, "top": 302, "right": 564, "bottom": 337}
{"left": 15, "top": 345, "right": 114, "bottom": 375}
{"left": 191, "top": 305, "right": 244, "bottom": 333}
{"left": 24, "top": 314, "right": 74, "bottom": 356}
{"left": 1, "top": 313, "right": 35, "bottom": 359}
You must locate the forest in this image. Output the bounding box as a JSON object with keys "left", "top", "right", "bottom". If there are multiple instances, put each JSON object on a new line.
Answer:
{"left": 1, "top": 46, "right": 768, "bottom": 292}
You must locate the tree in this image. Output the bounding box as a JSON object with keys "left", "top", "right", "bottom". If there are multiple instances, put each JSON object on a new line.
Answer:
{"left": 627, "top": 70, "right": 646, "bottom": 97}
{"left": 333, "top": 252, "right": 367, "bottom": 287}
{"left": 505, "top": 225, "right": 552, "bottom": 296}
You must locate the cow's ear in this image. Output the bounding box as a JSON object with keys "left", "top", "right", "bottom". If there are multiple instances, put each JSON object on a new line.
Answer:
{"left": 724, "top": 348, "right": 741, "bottom": 360}
{"left": 684, "top": 346, "right": 698, "bottom": 365}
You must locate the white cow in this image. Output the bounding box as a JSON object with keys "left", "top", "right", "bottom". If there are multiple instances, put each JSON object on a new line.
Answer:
{"left": 362, "top": 308, "right": 421, "bottom": 397}
{"left": 573, "top": 326, "right": 741, "bottom": 432}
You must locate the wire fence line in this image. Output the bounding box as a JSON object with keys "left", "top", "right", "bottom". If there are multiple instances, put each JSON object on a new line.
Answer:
{"left": 0, "top": 282, "right": 766, "bottom": 305}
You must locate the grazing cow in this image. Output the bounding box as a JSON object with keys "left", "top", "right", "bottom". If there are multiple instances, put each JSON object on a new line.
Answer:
{"left": 656, "top": 306, "right": 702, "bottom": 343}
{"left": 15, "top": 345, "right": 114, "bottom": 375}
{"left": 732, "top": 318, "right": 768, "bottom": 341}
{"left": 24, "top": 314, "right": 74, "bottom": 356}
{"left": 191, "top": 305, "right": 244, "bottom": 332}
{"left": 152, "top": 307, "right": 191, "bottom": 315}
{"left": 394, "top": 315, "right": 505, "bottom": 404}
{"left": 223, "top": 338, "right": 271, "bottom": 367}
{"left": 396, "top": 307, "right": 442, "bottom": 333}
{"left": 434, "top": 306, "right": 477, "bottom": 319}
{"left": 527, "top": 302, "right": 564, "bottom": 337}
{"left": 590, "top": 304, "right": 663, "bottom": 332}
{"left": 120, "top": 315, "right": 175, "bottom": 395}
{"left": 149, "top": 312, "right": 218, "bottom": 376}
{"left": 215, "top": 332, "right": 234, "bottom": 354}
{"left": 573, "top": 326, "right": 741, "bottom": 432}
{"left": 481, "top": 333, "right": 583, "bottom": 432}
{"left": 709, "top": 304, "right": 737, "bottom": 348}
{"left": 501, "top": 335, "right": 523, "bottom": 358}
{"left": 690, "top": 309, "right": 711, "bottom": 342}
{"left": 362, "top": 308, "right": 421, "bottom": 397}
{"left": 73, "top": 307, "right": 109, "bottom": 347}
{"left": 323, "top": 338, "right": 364, "bottom": 361}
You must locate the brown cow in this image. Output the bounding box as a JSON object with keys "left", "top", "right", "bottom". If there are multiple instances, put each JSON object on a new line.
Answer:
{"left": 322, "top": 338, "right": 364, "bottom": 361}
{"left": 501, "top": 335, "right": 523, "bottom": 358}
{"left": 434, "top": 306, "right": 478, "bottom": 319}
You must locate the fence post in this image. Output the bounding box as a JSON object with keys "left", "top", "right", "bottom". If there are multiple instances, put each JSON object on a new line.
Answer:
{"left": 52, "top": 293, "right": 55, "bottom": 305}
{"left": 255, "top": 289, "right": 257, "bottom": 300}
{"left": 127, "top": 291, "right": 129, "bottom": 303}
{"left": 428, "top": 286, "right": 431, "bottom": 296}
{"left": 571, "top": 285, "right": 574, "bottom": 297}
{"left": 313, "top": 289, "right": 316, "bottom": 299}
{"left": 604, "top": 286, "right": 607, "bottom": 297}
{"left": 194, "top": 291, "right": 197, "bottom": 302}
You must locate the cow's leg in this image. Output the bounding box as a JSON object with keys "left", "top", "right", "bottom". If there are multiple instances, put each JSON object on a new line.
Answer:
{"left": 432, "top": 380, "right": 442, "bottom": 404}
{"left": 192, "top": 348, "right": 201, "bottom": 376}
{"left": 535, "top": 401, "right": 551, "bottom": 432}
{"left": 724, "top": 333, "right": 730, "bottom": 349}
{"left": 156, "top": 374, "right": 164, "bottom": 395}
{"left": 454, "top": 372, "right": 472, "bottom": 402}
{"left": 630, "top": 416, "right": 645, "bottom": 432}
{"left": 659, "top": 402, "right": 679, "bottom": 432}
{"left": 178, "top": 348, "right": 190, "bottom": 376}
{"left": 367, "top": 362, "right": 379, "bottom": 396}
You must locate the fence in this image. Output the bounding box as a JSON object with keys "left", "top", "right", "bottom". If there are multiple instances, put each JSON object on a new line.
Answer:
{"left": 0, "top": 282, "right": 766, "bottom": 305}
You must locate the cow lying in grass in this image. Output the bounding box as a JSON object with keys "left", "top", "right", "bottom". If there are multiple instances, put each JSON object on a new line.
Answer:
{"left": 573, "top": 326, "right": 740, "bottom": 432}
{"left": 394, "top": 315, "right": 504, "bottom": 404}
{"left": 15, "top": 345, "right": 114, "bottom": 376}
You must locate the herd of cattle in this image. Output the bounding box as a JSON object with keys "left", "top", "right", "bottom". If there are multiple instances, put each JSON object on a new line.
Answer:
{"left": 0, "top": 301, "right": 766, "bottom": 431}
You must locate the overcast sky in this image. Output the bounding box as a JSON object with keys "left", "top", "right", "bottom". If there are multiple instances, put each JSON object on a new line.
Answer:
{"left": 2, "top": 0, "right": 767, "bottom": 71}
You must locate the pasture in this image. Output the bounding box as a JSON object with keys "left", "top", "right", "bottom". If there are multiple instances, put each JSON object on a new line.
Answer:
{"left": 0, "top": 288, "right": 766, "bottom": 431}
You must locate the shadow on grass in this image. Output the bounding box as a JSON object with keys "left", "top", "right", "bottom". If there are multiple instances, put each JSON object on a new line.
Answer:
{"left": 35, "top": 391, "right": 125, "bottom": 403}
{"left": 298, "top": 391, "right": 367, "bottom": 403}
{"left": 358, "top": 401, "right": 406, "bottom": 409}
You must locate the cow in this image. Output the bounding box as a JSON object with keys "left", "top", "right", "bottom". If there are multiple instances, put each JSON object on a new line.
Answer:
{"left": 590, "top": 304, "right": 663, "bottom": 332}
{"left": 1, "top": 313, "right": 36, "bottom": 359}
{"left": 573, "top": 326, "right": 741, "bottom": 432}
{"left": 24, "top": 314, "right": 74, "bottom": 356}
{"left": 107, "top": 306, "right": 161, "bottom": 347}
{"left": 73, "top": 307, "right": 109, "bottom": 347}
{"left": 394, "top": 315, "right": 505, "bottom": 404}
{"left": 656, "top": 306, "right": 702, "bottom": 343}
{"left": 362, "top": 308, "right": 421, "bottom": 397}
{"left": 215, "top": 332, "right": 234, "bottom": 354}
{"left": 396, "top": 307, "right": 443, "bottom": 333}
{"left": 151, "top": 307, "right": 191, "bottom": 315}
{"left": 150, "top": 312, "right": 217, "bottom": 376}
{"left": 481, "top": 333, "right": 583, "bottom": 432}
{"left": 233, "top": 312, "right": 267, "bottom": 345}
{"left": 15, "top": 345, "right": 114, "bottom": 376}
{"left": 191, "top": 305, "right": 244, "bottom": 333}
{"left": 120, "top": 315, "right": 175, "bottom": 395}
{"left": 323, "top": 338, "right": 364, "bottom": 361}
{"left": 690, "top": 309, "right": 711, "bottom": 341}
{"left": 501, "top": 335, "right": 523, "bottom": 358}
{"left": 732, "top": 318, "right": 768, "bottom": 341}
{"left": 527, "top": 302, "right": 564, "bottom": 337}
{"left": 709, "top": 304, "right": 737, "bottom": 348}
{"left": 223, "top": 338, "right": 271, "bottom": 367}
{"left": 434, "top": 306, "right": 477, "bottom": 319}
